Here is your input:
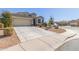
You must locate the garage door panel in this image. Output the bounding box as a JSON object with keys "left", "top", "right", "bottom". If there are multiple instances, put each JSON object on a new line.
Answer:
{"left": 13, "top": 19, "right": 32, "bottom": 26}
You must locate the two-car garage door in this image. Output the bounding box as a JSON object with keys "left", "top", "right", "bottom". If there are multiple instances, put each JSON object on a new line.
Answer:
{"left": 12, "top": 17, "right": 33, "bottom": 26}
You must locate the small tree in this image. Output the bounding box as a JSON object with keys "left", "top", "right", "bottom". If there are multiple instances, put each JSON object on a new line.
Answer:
{"left": 1, "top": 12, "right": 13, "bottom": 36}
{"left": 47, "top": 17, "right": 54, "bottom": 27}
{"left": 1, "top": 12, "right": 12, "bottom": 27}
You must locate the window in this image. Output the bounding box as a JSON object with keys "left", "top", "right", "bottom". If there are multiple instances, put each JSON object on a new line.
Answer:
{"left": 28, "top": 14, "right": 32, "bottom": 17}
{"left": 38, "top": 19, "right": 41, "bottom": 23}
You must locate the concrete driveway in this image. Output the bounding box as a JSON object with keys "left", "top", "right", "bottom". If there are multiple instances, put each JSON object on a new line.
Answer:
{"left": 14, "top": 26, "right": 61, "bottom": 42}
{"left": 2, "top": 26, "right": 76, "bottom": 51}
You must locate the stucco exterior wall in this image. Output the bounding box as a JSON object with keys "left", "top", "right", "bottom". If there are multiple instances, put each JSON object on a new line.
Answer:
{"left": 12, "top": 16, "right": 44, "bottom": 26}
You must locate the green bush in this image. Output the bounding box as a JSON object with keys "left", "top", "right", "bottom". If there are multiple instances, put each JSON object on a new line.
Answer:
{"left": 1, "top": 12, "right": 12, "bottom": 27}
{"left": 0, "top": 23, "right": 4, "bottom": 28}
{"left": 4, "top": 27, "right": 13, "bottom": 36}
{"left": 47, "top": 17, "right": 54, "bottom": 27}
{"left": 42, "top": 23, "right": 47, "bottom": 27}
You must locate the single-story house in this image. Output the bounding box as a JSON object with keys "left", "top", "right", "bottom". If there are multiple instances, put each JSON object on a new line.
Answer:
{"left": 0, "top": 12, "right": 44, "bottom": 26}
{"left": 12, "top": 12, "right": 44, "bottom": 26}
{"left": 69, "top": 19, "right": 79, "bottom": 26}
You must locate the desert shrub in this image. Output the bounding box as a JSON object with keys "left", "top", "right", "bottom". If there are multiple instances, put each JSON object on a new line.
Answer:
{"left": 54, "top": 26, "right": 59, "bottom": 29}
{"left": 1, "top": 12, "right": 12, "bottom": 27}
{"left": 0, "top": 23, "right": 4, "bottom": 28}
{"left": 37, "top": 23, "right": 42, "bottom": 27}
{"left": 4, "top": 27, "right": 13, "bottom": 36}
{"left": 42, "top": 22, "right": 47, "bottom": 27}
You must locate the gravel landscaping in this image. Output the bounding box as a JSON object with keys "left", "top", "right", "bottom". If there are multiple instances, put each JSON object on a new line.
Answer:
{"left": 37, "top": 26, "right": 66, "bottom": 33}
{"left": 0, "top": 29, "right": 20, "bottom": 49}
{"left": 48, "top": 28, "right": 66, "bottom": 33}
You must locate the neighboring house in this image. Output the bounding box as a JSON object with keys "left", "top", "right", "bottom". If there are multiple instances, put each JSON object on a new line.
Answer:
{"left": 69, "top": 19, "right": 79, "bottom": 26}
{"left": 12, "top": 12, "right": 44, "bottom": 26}
{"left": 56, "top": 20, "right": 69, "bottom": 26}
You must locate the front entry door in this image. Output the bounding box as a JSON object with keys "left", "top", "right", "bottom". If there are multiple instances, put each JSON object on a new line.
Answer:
{"left": 33, "top": 19, "right": 36, "bottom": 26}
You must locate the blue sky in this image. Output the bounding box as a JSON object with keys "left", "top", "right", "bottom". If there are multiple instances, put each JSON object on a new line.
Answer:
{"left": 0, "top": 8, "right": 79, "bottom": 21}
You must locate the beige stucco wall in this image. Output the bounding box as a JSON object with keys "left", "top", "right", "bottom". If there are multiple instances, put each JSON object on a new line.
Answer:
{"left": 12, "top": 16, "right": 33, "bottom": 26}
